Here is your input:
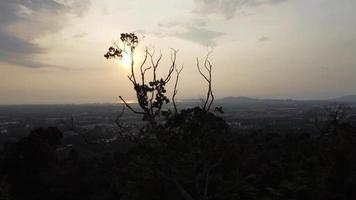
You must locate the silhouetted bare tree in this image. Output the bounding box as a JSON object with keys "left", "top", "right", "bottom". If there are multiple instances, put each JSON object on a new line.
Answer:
{"left": 196, "top": 51, "right": 214, "bottom": 112}
{"left": 105, "top": 33, "right": 180, "bottom": 125}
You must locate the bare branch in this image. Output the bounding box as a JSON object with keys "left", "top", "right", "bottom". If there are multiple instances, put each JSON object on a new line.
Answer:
{"left": 119, "top": 96, "right": 145, "bottom": 115}
{"left": 147, "top": 49, "right": 162, "bottom": 76}
{"left": 207, "top": 90, "right": 214, "bottom": 111}
{"left": 196, "top": 52, "right": 214, "bottom": 112}
{"left": 140, "top": 49, "right": 149, "bottom": 84}
{"left": 129, "top": 50, "right": 137, "bottom": 84}
{"left": 173, "top": 179, "right": 195, "bottom": 200}
{"left": 196, "top": 58, "right": 209, "bottom": 82}
{"left": 112, "top": 105, "right": 139, "bottom": 141}
{"left": 206, "top": 60, "right": 214, "bottom": 111}
{"left": 147, "top": 49, "right": 163, "bottom": 116}
{"left": 106, "top": 33, "right": 183, "bottom": 125}
{"left": 173, "top": 64, "right": 183, "bottom": 113}
{"left": 164, "top": 48, "right": 179, "bottom": 83}
{"left": 203, "top": 51, "right": 212, "bottom": 72}
{"left": 128, "top": 75, "right": 135, "bottom": 85}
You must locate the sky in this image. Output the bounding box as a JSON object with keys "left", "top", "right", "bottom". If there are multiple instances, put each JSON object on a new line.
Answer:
{"left": 0, "top": 0, "right": 356, "bottom": 104}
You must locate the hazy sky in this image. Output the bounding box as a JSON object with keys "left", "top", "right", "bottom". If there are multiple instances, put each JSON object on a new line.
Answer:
{"left": 1, "top": 0, "right": 356, "bottom": 104}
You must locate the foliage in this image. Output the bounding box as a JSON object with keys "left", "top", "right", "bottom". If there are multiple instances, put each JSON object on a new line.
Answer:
{"left": 0, "top": 119, "right": 355, "bottom": 200}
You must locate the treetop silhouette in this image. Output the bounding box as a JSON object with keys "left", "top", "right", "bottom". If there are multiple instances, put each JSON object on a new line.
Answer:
{"left": 104, "top": 32, "right": 216, "bottom": 125}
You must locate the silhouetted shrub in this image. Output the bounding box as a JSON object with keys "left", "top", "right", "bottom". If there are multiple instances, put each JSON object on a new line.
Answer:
{"left": 3, "top": 127, "right": 63, "bottom": 199}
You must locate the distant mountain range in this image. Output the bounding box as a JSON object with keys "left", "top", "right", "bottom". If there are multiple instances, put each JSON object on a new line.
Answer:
{"left": 216, "top": 96, "right": 292, "bottom": 103}
{"left": 213, "top": 95, "right": 356, "bottom": 105}
{"left": 331, "top": 95, "right": 356, "bottom": 102}
{"left": 1, "top": 95, "right": 355, "bottom": 107}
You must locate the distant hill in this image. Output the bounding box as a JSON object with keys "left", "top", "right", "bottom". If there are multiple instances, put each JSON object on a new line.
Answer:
{"left": 216, "top": 96, "right": 295, "bottom": 104}
{"left": 213, "top": 95, "right": 356, "bottom": 107}
{"left": 219, "top": 96, "right": 258, "bottom": 102}
{"left": 216, "top": 95, "right": 356, "bottom": 103}
{"left": 213, "top": 96, "right": 301, "bottom": 107}
{"left": 332, "top": 95, "right": 356, "bottom": 102}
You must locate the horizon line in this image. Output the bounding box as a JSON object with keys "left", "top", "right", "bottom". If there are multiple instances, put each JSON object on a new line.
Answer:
{"left": 0, "top": 95, "right": 355, "bottom": 106}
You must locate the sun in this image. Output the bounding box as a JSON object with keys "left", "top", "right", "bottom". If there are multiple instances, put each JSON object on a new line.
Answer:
{"left": 117, "top": 54, "right": 131, "bottom": 68}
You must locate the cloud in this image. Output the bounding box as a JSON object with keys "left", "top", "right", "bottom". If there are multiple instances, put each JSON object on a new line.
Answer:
{"left": 0, "top": 30, "right": 44, "bottom": 68}
{"left": 157, "top": 18, "right": 224, "bottom": 46}
{"left": 193, "top": 0, "right": 288, "bottom": 19}
{"left": 158, "top": 21, "right": 181, "bottom": 29}
{"left": 158, "top": 18, "right": 208, "bottom": 29}
{"left": 259, "top": 36, "right": 270, "bottom": 42}
{"left": 73, "top": 32, "right": 88, "bottom": 39}
{"left": 173, "top": 27, "right": 225, "bottom": 46}
{"left": 0, "top": 0, "right": 90, "bottom": 68}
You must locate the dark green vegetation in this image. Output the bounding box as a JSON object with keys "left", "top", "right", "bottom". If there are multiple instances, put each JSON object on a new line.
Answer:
{"left": 0, "top": 105, "right": 355, "bottom": 200}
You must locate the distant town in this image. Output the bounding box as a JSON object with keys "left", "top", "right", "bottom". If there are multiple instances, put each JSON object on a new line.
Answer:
{"left": 1, "top": 96, "right": 355, "bottom": 153}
